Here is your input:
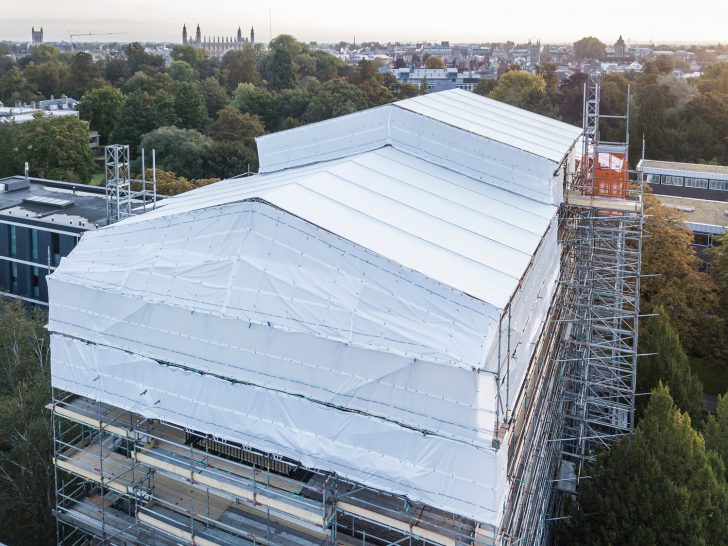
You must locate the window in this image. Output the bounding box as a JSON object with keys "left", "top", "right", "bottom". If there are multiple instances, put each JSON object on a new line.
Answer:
{"left": 31, "top": 267, "right": 40, "bottom": 298}
{"left": 645, "top": 173, "right": 661, "bottom": 184}
{"left": 663, "top": 175, "right": 684, "bottom": 186}
{"left": 710, "top": 179, "right": 728, "bottom": 191}
{"left": 30, "top": 229, "right": 38, "bottom": 261}
{"left": 684, "top": 177, "right": 709, "bottom": 189}
{"left": 10, "top": 262, "right": 18, "bottom": 293}
{"left": 51, "top": 233, "right": 60, "bottom": 266}
{"left": 9, "top": 225, "right": 17, "bottom": 256}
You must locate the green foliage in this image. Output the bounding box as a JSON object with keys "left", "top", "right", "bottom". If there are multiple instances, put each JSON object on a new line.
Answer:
{"left": 268, "top": 47, "right": 297, "bottom": 91}
{"left": 573, "top": 36, "right": 607, "bottom": 60}
{"left": 125, "top": 42, "right": 164, "bottom": 73}
{"left": 424, "top": 56, "right": 446, "bottom": 69}
{"left": 168, "top": 60, "right": 199, "bottom": 82}
{"left": 209, "top": 106, "right": 265, "bottom": 144}
{"left": 303, "top": 79, "right": 368, "bottom": 123}
{"left": 231, "top": 83, "right": 275, "bottom": 127}
{"left": 171, "top": 45, "right": 207, "bottom": 68}
{"left": 489, "top": 71, "right": 557, "bottom": 117}
{"left": 638, "top": 306, "right": 703, "bottom": 425}
{"left": 198, "top": 77, "right": 229, "bottom": 119}
{"left": 0, "top": 66, "right": 34, "bottom": 102}
{"left": 66, "top": 52, "right": 103, "bottom": 98}
{"left": 10, "top": 115, "right": 95, "bottom": 182}
{"left": 223, "top": 46, "right": 260, "bottom": 91}
{"left": 140, "top": 126, "right": 211, "bottom": 180}
{"left": 205, "top": 141, "right": 258, "bottom": 178}
{"left": 348, "top": 60, "right": 393, "bottom": 106}
{"left": 557, "top": 384, "right": 728, "bottom": 545}
{"left": 473, "top": 78, "right": 497, "bottom": 97}
{"left": 79, "top": 85, "right": 124, "bottom": 141}
{"left": 111, "top": 90, "right": 179, "bottom": 152}
{"left": 705, "top": 393, "right": 728, "bottom": 470}
{"left": 173, "top": 81, "right": 208, "bottom": 131}
{"left": 24, "top": 59, "right": 68, "bottom": 99}
{"left": 0, "top": 300, "right": 54, "bottom": 546}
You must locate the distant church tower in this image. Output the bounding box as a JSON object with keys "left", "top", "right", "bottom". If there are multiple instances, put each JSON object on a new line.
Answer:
{"left": 615, "top": 35, "right": 626, "bottom": 58}
{"left": 250, "top": 26, "right": 255, "bottom": 44}
{"left": 31, "top": 27, "right": 43, "bottom": 46}
{"left": 195, "top": 24, "right": 201, "bottom": 46}
{"left": 182, "top": 24, "right": 188, "bottom": 45}
{"left": 237, "top": 27, "right": 243, "bottom": 43}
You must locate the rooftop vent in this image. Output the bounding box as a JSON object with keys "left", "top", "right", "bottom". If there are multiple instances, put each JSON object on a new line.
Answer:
{"left": 22, "top": 196, "right": 73, "bottom": 209}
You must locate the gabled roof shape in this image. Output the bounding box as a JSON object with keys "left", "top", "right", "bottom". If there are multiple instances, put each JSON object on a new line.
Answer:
{"left": 125, "top": 146, "right": 556, "bottom": 311}
{"left": 49, "top": 90, "right": 575, "bottom": 526}
{"left": 257, "top": 89, "right": 582, "bottom": 205}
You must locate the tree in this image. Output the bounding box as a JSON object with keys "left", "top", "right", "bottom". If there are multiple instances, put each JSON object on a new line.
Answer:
{"left": 23, "top": 60, "right": 68, "bottom": 99}
{"left": 638, "top": 306, "right": 703, "bottom": 425}
{"left": 573, "top": 36, "right": 607, "bottom": 60}
{"left": 348, "top": 60, "right": 393, "bottom": 106}
{"left": 173, "top": 82, "right": 208, "bottom": 131}
{"left": 303, "top": 79, "right": 367, "bottom": 123}
{"left": 171, "top": 45, "right": 207, "bottom": 69}
{"left": 473, "top": 79, "right": 497, "bottom": 97}
{"left": 557, "top": 384, "right": 728, "bottom": 545}
{"left": 557, "top": 72, "right": 589, "bottom": 127}
{"left": 143, "top": 168, "right": 195, "bottom": 196}
{"left": 65, "top": 52, "right": 104, "bottom": 98}
{"left": 198, "top": 77, "right": 229, "bottom": 119}
{"left": 111, "top": 91, "right": 170, "bottom": 152}
{"left": 79, "top": 86, "right": 124, "bottom": 142}
{"left": 536, "top": 62, "right": 559, "bottom": 101}
{"left": 424, "top": 56, "right": 446, "bottom": 69}
{"left": 0, "top": 67, "right": 34, "bottom": 103}
{"left": 268, "top": 47, "right": 297, "bottom": 91}
{"left": 223, "top": 47, "right": 260, "bottom": 91}
{"left": 489, "top": 71, "right": 557, "bottom": 117}
{"left": 205, "top": 141, "right": 258, "bottom": 178}
{"left": 641, "top": 194, "right": 717, "bottom": 355}
{"left": 231, "top": 83, "right": 275, "bottom": 127}
{"left": 15, "top": 115, "right": 95, "bottom": 182}
{"left": 209, "top": 106, "right": 265, "bottom": 145}
{"left": 139, "top": 126, "right": 211, "bottom": 180}
{"left": 125, "top": 42, "right": 164, "bottom": 73}
{"left": 705, "top": 393, "right": 728, "bottom": 470}
{"left": 0, "top": 300, "right": 54, "bottom": 546}
{"left": 104, "top": 57, "right": 130, "bottom": 85}
{"left": 168, "top": 60, "right": 198, "bottom": 82}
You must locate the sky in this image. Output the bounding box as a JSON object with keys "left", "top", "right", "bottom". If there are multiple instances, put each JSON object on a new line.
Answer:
{"left": 2, "top": 0, "right": 727, "bottom": 45}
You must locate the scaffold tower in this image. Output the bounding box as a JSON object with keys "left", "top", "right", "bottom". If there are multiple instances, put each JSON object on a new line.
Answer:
{"left": 558, "top": 76, "right": 643, "bottom": 485}
{"left": 104, "top": 144, "right": 132, "bottom": 224}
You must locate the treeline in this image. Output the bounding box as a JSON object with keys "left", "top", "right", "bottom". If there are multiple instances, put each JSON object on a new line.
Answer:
{"left": 2, "top": 36, "right": 727, "bottom": 188}
{"left": 0, "top": 37, "right": 421, "bottom": 188}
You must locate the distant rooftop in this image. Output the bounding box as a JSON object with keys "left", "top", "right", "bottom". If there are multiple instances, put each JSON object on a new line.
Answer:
{"left": 0, "top": 176, "right": 107, "bottom": 231}
{"left": 639, "top": 159, "right": 728, "bottom": 178}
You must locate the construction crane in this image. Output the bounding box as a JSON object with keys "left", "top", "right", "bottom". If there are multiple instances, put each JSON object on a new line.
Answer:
{"left": 67, "top": 32, "right": 125, "bottom": 52}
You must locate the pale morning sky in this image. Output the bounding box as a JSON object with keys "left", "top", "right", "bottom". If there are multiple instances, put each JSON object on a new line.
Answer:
{"left": 2, "top": 0, "right": 727, "bottom": 45}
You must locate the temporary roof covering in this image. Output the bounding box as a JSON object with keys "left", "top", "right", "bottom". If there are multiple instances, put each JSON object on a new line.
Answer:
{"left": 49, "top": 89, "right": 580, "bottom": 526}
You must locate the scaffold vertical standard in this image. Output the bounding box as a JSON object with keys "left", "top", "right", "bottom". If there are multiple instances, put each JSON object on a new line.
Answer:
{"left": 558, "top": 76, "right": 643, "bottom": 489}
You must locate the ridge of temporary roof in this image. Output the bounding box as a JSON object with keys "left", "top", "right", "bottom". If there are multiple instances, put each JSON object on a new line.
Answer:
{"left": 256, "top": 88, "right": 582, "bottom": 177}
{"left": 117, "top": 146, "right": 556, "bottom": 309}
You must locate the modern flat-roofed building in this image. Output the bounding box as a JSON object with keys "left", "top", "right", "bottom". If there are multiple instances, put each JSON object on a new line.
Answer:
{"left": 638, "top": 159, "right": 728, "bottom": 247}
{"left": 0, "top": 176, "right": 107, "bottom": 305}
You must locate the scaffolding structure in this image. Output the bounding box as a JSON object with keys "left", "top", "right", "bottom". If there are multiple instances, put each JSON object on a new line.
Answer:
{"left": 498, "top": 77, "right": 643, "bottom": 545}
{"left": 104, "top": 145, "right": 158, "bottom": 225}
{"left": 51, "top": 391, "right": 497, "bottom": 546}
{"left": 558, "top": 77, "right": 643, "bottom": 484}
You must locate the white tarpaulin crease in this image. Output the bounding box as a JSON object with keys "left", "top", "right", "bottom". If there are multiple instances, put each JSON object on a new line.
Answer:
{"left": 48, "top": 89, "right": 580, "bottom": 527}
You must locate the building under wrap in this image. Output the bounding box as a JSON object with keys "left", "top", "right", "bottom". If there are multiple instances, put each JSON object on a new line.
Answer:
{"left": 49, "top": 89, "right": 584, "bottom": 545}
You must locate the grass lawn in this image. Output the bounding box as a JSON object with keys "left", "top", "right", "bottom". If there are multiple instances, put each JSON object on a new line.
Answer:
{"left": 89, "top": 173, "right": 105, "bottom": 186}
{"left": 690, "top": 356, "right": 728, "bottom": 396}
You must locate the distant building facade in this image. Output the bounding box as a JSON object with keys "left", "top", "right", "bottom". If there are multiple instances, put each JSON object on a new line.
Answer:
{"left": 614, "top": 35, "right": 626, "bottom": 58}
{"left": 390, "top": 67, "right": 484, "bottom": 92}
{"left": 182, "top": 24, "right": 255, "bottom": 58}
{"left": 0, "top": 95, "right": 79, "bottom": 125}
{"left": 0, "top": 176, "right": 107, "bottom": 304}
{"left": 638, "top": 159, "right": 728, "bottom": 248}
{"left": 31, "top": 27, "right": 43, "bottom": 46}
